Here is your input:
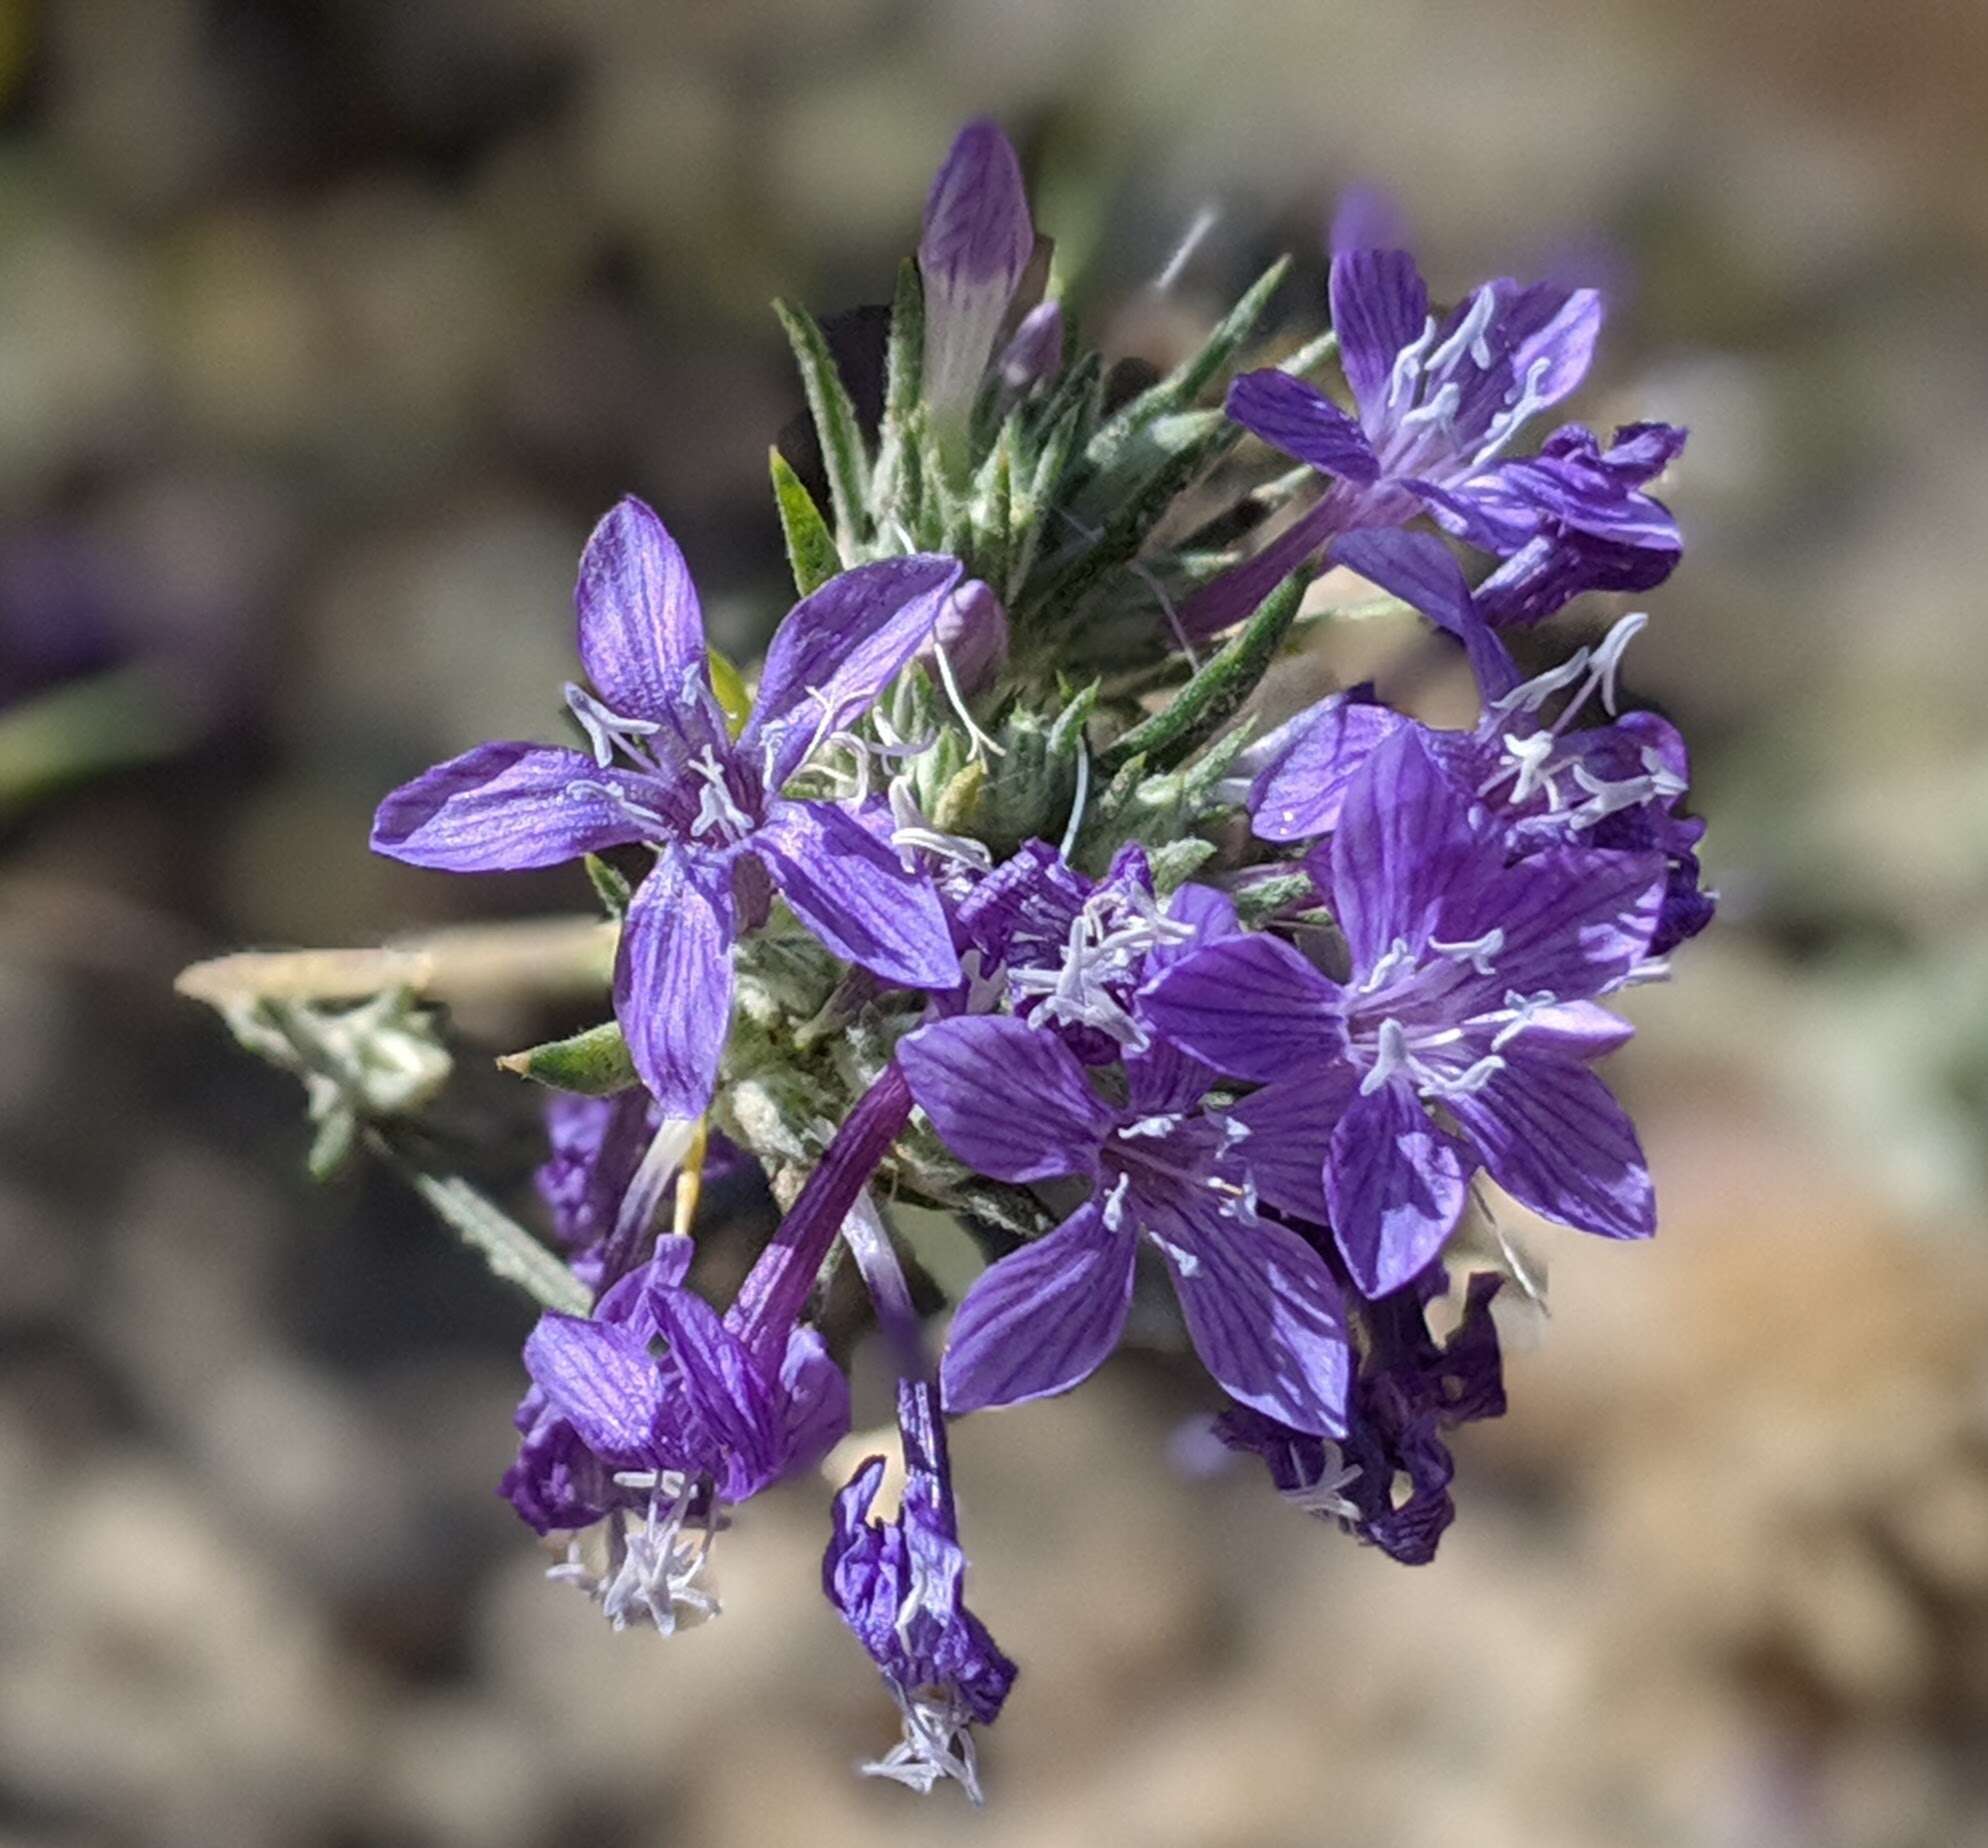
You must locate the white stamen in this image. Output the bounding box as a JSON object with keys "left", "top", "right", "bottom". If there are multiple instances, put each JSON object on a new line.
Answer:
{"left": 1118, "top": 1113, "right": 1183, "bottom": 1140}
{"left": 1397, "top": 379, "right": 1460, "bottom": 440}
{"left": 1585, "top": 611, "right": 1649, "bottom": 717}
{"left": 1425, "top": 286, "right": 1498, "bottom": 381}
{"left": 565, "top": 777, "right": 669, "bottom": 836}
{"left": 1099, "top": 1171, "right": 1133, "bottom": 1233}
{"left": 1430, "top": 927, "right": 1505, "bottom": 976}
{"left": 686, "top": 747, "right": 754, "bottom": 842}
{"left": 1153, "top": 204, "right": 1219, "bottom": 294}
{"left": 1469, "top": 353, "right": 1555, "bottom": 468}
{"left": 1492, "top": 648, "right": 1591, "bottom": 717}
{"left": 550, "top": 1482, "right": 720, "bottom": 1637}
{"left": 1488, "top": 987, "right": 1562, "bottom": 1052}
{"left": 1057, "top": 746, "right": 1091, "bottom": 862}
{"left": 1280, "top": 1439, "right": 1363, "bottom": 1522}
{"left": 930, "top": 640, "right": 1006, "bottom": 760}
{"left": 565, "top": 683, "right": 661, "bottom": 769}
{"left": 864, "top": 1687, "right": 986, "bottom": 1805}
{"left": 886, "top": 775, "right": 992, "bottom": 872}
{"left": 1385, "top": 316, "right": 1439, "bottom": 411}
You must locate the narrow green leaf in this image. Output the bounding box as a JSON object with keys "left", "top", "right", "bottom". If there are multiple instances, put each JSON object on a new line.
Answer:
{"left": 871, "top": 259, "right": 925, "bottom": 523}
{"left": 1098, "top": 568, "right": 1307, "bottom": 775}
{"left": 1147, "top": 836, "right": 1220, "bottom": 893}
{"left": 1023, "top": 410, "right": 1231, "bottom": 625}
{"left": 1234, "top": 870, "right": 1319, "bottom": 926}
{"left": 1083, "top": 256, "right": 1291, "bottom": 476}
{"left": 496, "top": 1019, "right": 638, "bottom": 1095}
{"left": 372, "top": 1135, "right": 592, "bottom": 1315}
{"left": 769, "top": 446, "right": 843, "bottom": 597}
{"left": 773, "top": 298, "right": 870, "bottom": 554}
{"left": 583, "top": 854, "right": 632, "bottom": 919}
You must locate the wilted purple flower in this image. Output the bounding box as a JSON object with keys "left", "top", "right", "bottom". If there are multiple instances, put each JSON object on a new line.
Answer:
{"left": 898, "top": 990, "right": 1352, "bottom": 1433}
{"left": 1185, "top": 203, "right": 1681, "bottom": 636}
{"left": 1245, "top": 526, "right": 1713, "bottom": 954}
{"left": 1218, "top": 1271, "right": 1506, "bottom": 1564}
{"left": 508, "top": 1232, "right": 849, "bottom": 1631}
{"left": 827, "top": 1377, "right": 1017, "bottom": 1803}
{"left": 372, "top": 497, "right": 963, "bottom": 1113}
{"left": 1143, "top": 726, "right": 1665, "bottom": 1298}
{"left": 920, "top": 119, "right": 1037, "bottom": 429}
{"left": 927, "top": 577, "right": 1010, "bottom": 695}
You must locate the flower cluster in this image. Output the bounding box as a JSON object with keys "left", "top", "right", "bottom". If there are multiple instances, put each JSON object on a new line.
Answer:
{"left": 367, "top": 118, "right": 1706, "bottom": 1800}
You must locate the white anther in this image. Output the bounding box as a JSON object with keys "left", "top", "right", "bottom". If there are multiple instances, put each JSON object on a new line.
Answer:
{"left": 886, "top": 774, "right": 992, "bottom": 872}
{"left": 1425, "top": 286, "right": 1499, "bottom": 381}
{"left": 1397, "top": 379, "right": 1461, "bottom": 439}
{"left": 1281, "top": 1439, "right": 1364, "bottom": 1522}
{"left": 1385, "top": 315, "right": 1439, "bottom": 411}
{"left": 930, "top": 640, "right": 1006, "bottom": 760}
{"left": 565, "top": 683, "right": 661, "bottom": 769}
{"left": 1356, "top": 936, "right": 1418, "bottom": 996}
{"left": 1100, "top": 1171, "right": 1133, "bottom": 1233}
{"left": 1585, "top": 611, "right": 1649, "bottom": 716}
{"left": 1487, "top": 987, "right": 1561, "bottom": 1051}
{"left": 686, "top": 747, "right": 754, "bottom": 842}
{"left": 1499, "top": 730, "right": 1561, "bottom": 805}
{"left": 565, "top": 777, "right": 669, "bottom": 836}
{"left": 1430, "top": 927, "right": 1505, "bottom": 976}
{"left": 1492, "top": 648, "right": 1592, "bottom": 717}
{"left": 1118, "top": 1113, "right": 1184, "bottom": 1140}
{"left": 864, "top": 1686, "right": 985, "bottom": 1805}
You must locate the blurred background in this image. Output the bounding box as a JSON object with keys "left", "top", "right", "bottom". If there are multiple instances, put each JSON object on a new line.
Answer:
{"left": 5, "top": 2, "right": 1988, "bottom": 1843}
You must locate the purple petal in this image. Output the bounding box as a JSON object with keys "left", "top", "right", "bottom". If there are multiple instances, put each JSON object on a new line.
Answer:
{"left": 1246, "top": 693, "right": 1409, "bottom": 843}
{"left": 1139, "top": 934, "right": 1338, "bottom": 1083}
{"left": 1458, "top": 847, "right": 1666, "bottom": 1004}
{"left": 1225, "top": 371, "right": 1379, "bottom": 483}
{"left": 1329, "top": 248, "right": 1430, "bottom": 418}
{"left": 776, "top": 1324, "right": 853, "bottom": 1479}
{"left": 1513, "top": 999, "right": 1636, "bottom": 1062}
{"left": 755, "top": 799, "right": 961, "bottom": 988}
{"left": 371, "top": 742, "right": 646, "bottom": 871}
{"left": 897, "top": 1014, "right": 1111, "bottom": 1184}
{"left": 742, "top": 556, "right": 963, "bottom": 787}
{"left": 1325, "top": 1081, "right": 1471, "bottom": 1298}
{"left": 575, "top": 497, "right": 708, "bottom": 723}
{"left": 920, "top": 119, "right": 1034, "bottom": 417}
{"left": 940, "top": 1197, "right": 1136, "bottom": 1414}
{"left": 1149, "top": 1197, "right": 1351, "bottom": 1437}
{"left": 1498, "top": 281, "right": 1604, "bottom": 411}
{"left": 1328, "top": 726, "right": 1490, "bottom": 973}
{"left": 1444, "top": 1046, "right": 1653, "bottom": 1239}
{"left": 648, "top": 1285, "right": 786, "bottom": 1497}
{"left": 997, "top": 299, "right": 1063, "bottom": 396}
{"left": 1327, "top": 529, "right": 1519, "bottom": 700}
{"left": 614, "top": 846, "right": 737, "bottom": 1116}
{"left": 1329, "top": 183, "right": 1409, "bottom": 256}
{"left": 1180, "top": 496, "right": 1339, "bottom": 640}
{"left": 521, "top": 1314, "right": 665, "bottom": 1466}
{"left": 1226, "top": 1070, "right": 1358, "bottom": 1222}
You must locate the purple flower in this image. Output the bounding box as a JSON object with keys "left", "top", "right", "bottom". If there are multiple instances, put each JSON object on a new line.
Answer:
{"left": 372, "top": 497, "right": 964, "bottom": 1114}
{"left": 507, "top": 1232, "right": 850, "bottom": 1632}
{"left": 920, "top": 119, "right": 1036, "bottom": 428}
{"left": 897, "top": 999, "right": 1352, "bottom": 1435}
{"left": 826, "top": 1378, "right": 1017, "bottom": 1803}
{"left": 949, "top": 841, "right": 1198, "bottom": 1060}
{"left": 1185, "top": 204, "right": 1681, "bottom": 637}
{"left": 1217, "top": 1271, "right": 1506, "bottom": 1565}
{"left": 995, "top": 299, "right": 1063, "bottom": 401}
{"left": 1143, "top": 726, "right": 1665, "bottom": 1299}
{"left": 1247, "top": 526, "right": 1713, "bottom": 955}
